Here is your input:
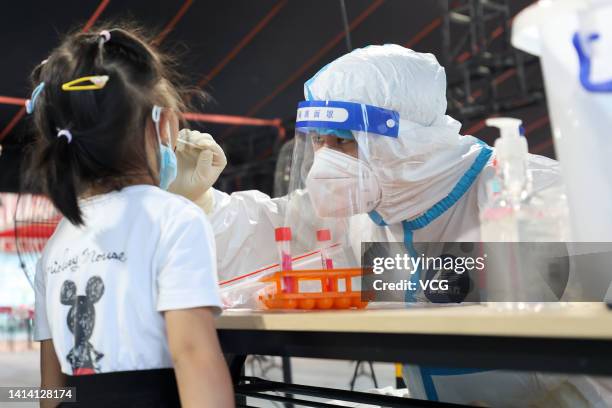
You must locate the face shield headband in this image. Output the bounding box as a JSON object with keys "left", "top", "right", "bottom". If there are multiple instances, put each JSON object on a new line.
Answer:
{"left": 295, "top": 100, "right": 400, "bottom": 138}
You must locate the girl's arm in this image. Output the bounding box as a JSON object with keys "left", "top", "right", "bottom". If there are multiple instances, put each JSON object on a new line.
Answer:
{"left": 40, "top": 340, "right": 66, "bottom": 408}
{"left": 165, "top": 307, "right": 234, "bottom": 408}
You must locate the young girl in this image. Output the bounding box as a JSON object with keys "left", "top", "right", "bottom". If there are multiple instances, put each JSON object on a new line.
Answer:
{"left": 27, "top": 25, "right": 233, "bottom": 407}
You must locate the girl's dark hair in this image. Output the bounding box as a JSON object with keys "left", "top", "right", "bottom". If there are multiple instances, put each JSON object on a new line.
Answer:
{"left": 27, "top": 23, "right": 186, "bottom": 226}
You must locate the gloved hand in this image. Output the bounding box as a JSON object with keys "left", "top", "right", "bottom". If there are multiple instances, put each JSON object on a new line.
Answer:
{"left": 168, "top": 129, "right": 227, "bottom": 214}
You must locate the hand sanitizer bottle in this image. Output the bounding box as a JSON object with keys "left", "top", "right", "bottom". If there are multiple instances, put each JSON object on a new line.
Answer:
{"left": 480, "top": 118, "right": 570, "bottom": 311}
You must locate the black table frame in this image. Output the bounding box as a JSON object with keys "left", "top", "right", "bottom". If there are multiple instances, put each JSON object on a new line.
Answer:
{"left": 220, "top": 329, "right": 612, "bottom": 407}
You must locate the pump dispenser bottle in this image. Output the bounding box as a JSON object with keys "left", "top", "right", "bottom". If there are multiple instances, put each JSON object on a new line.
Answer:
{"left": 480, "top": 118, "right": 570, "bottom": 311}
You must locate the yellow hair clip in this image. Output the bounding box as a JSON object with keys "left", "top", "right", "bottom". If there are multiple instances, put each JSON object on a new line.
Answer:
{"left": 61, "top": 75, "right": 109, "bottom": 91}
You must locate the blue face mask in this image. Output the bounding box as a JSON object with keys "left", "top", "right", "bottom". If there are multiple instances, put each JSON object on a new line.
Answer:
{"left": 159, "top": 143, "right": 178, "bottom": 190}
{"left": 152, "top": 106, "right": 178, "bottom": 190}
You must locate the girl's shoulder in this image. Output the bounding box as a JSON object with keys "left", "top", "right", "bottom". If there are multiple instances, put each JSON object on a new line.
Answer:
{"left": 118, "top": 185, "right": 204, "bottom": 214}
{"left": 124, "top": 186, "right": 210, "bottom": 231}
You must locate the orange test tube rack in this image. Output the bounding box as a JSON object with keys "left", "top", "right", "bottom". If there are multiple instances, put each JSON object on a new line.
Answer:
{"left": 258, "top": 268, "right": 369, "bottom": 310}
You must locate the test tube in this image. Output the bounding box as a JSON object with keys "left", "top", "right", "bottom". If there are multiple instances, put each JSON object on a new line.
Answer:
{"left": 317, "top": 229, "right": 333, "bottom": 269}
{"left": 316, "top": 229, "right": 335, "bottom": 292}
{"left": 275, "top": 227, "right": 295, "bottom": 292}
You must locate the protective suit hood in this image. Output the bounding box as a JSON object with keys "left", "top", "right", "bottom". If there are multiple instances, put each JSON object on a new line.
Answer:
{"left": 304, "top": 44, "right": 489, "bottom": 224}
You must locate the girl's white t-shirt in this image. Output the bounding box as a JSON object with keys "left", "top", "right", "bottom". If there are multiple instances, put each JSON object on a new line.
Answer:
{"left": 33, "top": 185, "right": 222, "bottom": 376}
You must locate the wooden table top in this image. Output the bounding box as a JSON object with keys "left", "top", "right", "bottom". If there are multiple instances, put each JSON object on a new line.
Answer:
{"left": 217, "top": 303, "right": 612, "bottom": 339}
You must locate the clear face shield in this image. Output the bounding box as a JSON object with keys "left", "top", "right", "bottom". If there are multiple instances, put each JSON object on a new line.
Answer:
{"left": 288, "top": 100, "right": 400, "bottom": 220}
{"left": 278, "top": 100, "right": 400, "bottom": 272}
{"left": 221, "top": 101, "right": 401, "bottom": 310}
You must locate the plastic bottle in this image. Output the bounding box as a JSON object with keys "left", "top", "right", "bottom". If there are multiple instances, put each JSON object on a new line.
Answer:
{"left": 481, "top": 118, "right": 571, "bottom": 241}
{"left": 480, "top": 118, "right": 570, "bottom": 311}
{"left": 513, "top": 0, "right": 612, "bottom": 242}
{"left": 275, "top": 227, "right": 295, "bottom": 293}
{"left": 481, "top": 118, "right": 527, "bottom": 242}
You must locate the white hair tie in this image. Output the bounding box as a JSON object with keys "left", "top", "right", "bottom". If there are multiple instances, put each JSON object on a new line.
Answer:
{"left": 57, "top": 129, "right": 73, "bottom": 144}
{"left": 99, "top": 30, "right": 111, "bottom": 43}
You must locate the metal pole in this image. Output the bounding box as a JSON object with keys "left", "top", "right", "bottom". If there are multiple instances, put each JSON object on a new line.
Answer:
{"left": 282, "top": 356, "right": 294, "bottom": 408}
{"left": 339, "top": 0, "right": 353, "bottom": 52}
{"left": 440, "top": 0, "right": 452, "bottom": 67}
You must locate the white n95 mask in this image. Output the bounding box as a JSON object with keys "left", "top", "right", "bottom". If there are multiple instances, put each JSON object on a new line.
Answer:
{"left": 305, "top": 147, "right": 381, "bottom": 218}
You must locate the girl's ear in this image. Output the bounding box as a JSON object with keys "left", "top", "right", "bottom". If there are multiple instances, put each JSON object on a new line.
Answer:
{"left": 160, "top": 109, "right": 179, "bottom": 148}
{"left": 145, "top": 116, "right": 157, "bottom": 143}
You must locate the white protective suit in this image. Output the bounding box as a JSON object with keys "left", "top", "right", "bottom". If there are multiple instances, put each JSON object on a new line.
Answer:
{"left": 205, "top": 45, "right": 610, "bottom": 407}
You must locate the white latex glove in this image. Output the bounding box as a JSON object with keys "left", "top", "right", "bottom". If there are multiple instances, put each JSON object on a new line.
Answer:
{"left": 168, "top": 129, "right": 227, "bottom": 214}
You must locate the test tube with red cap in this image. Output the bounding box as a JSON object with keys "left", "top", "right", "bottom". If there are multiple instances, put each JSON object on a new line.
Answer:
{"left": 317, "top": 229, "right": 333, "bottom": 269}
{"left": 275, "top": 227, "right": 295, "bottom": 292}
{"left": 316, "top": 229, "right": 335, "bottom": 291}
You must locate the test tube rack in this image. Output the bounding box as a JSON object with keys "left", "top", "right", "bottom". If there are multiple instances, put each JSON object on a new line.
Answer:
{"left": 258, "top": 268, "right": 369, "bottom": 310}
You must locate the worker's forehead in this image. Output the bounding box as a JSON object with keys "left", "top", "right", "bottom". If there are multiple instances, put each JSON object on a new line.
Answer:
{"left": 301, "top": 128, "right": 354, "bottom": 140}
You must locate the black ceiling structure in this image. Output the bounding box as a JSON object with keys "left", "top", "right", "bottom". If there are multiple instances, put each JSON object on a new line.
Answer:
{"left": 0, "top": 0, "right": 551, "bottom": 195}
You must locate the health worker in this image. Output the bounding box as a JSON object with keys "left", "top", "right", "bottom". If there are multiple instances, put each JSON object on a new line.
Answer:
{"left": 172, "top": 44, "right": 610, "bottom": 407}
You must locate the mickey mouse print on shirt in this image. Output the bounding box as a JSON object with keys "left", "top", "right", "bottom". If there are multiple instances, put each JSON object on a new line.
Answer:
{"left": 60, "top": 276, "right": 105, "bottom": 375}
